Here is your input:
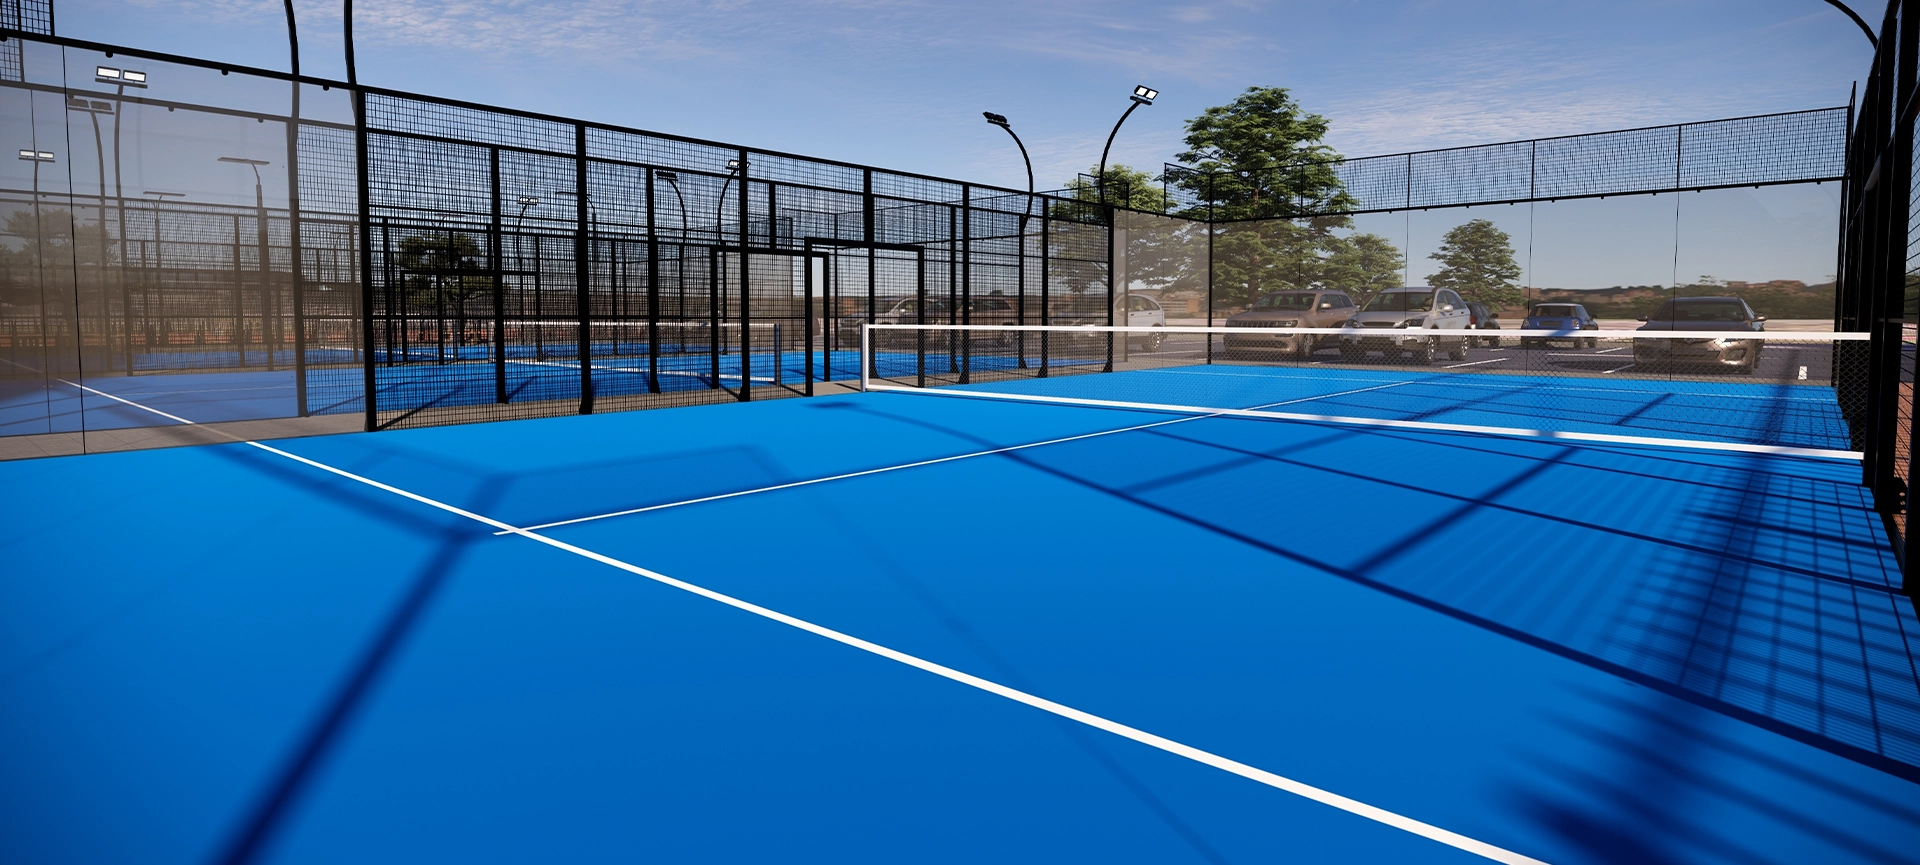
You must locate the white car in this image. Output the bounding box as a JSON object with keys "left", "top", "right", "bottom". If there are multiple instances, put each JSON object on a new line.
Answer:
{"left": 1338, "top": 286, "right": 1472, "bottom": 364}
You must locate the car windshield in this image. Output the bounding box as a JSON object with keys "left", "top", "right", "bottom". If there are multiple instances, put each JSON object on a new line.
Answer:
{"left": 1648, "top": 300, "right": 1749, "bottom": 322}
{"left": 1531, "top": 306, "right": 1578, "bottom": 317}
{"left": 1253, "top": 293, "right": 1316, "bottom": 310}
{"left": 1363, "top": 292, "right": 1433, "bottom": 312}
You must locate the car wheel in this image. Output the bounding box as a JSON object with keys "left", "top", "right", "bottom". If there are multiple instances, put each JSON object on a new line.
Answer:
{"left": 1449, "top": 344, "right": 1466, "bottom": 361}
{"left": 1409, "top": 341, "right": 1433, "bottom": 365}
{"left": 1143, "top": 329, "right": 1164, "bottom": 352}
{"left": 1587, "top": 337, "right": 1599, "bottom": 349}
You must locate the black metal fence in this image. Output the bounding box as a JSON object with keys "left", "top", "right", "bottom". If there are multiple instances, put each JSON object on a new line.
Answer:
{"left": 1838, "top": 0, "right": 1920, "bottom": 593}
{"left": 1158, "top": 108, "right": 1849, "bottom": 219}
{"left": 0, "top": 30, "right": 1108, "bottom": 440}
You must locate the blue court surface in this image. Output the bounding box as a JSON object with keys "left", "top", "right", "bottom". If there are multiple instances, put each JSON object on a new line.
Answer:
{"left": 4, "top": 370, "right": 1919, "bottom": 864}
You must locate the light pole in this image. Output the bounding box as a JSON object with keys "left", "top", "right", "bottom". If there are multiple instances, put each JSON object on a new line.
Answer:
{"left": 512, "top": 196, "right": 542, "bottom": 356}
{"left": 141, "top": 190, "right": 184, "bottom": 354}
{"left": 1096, "top": 85, "right": 1157, "bottom": 206}
{"left": 984, "top": 112, "right": 1035, "bottom": 367}
{"left": 655, "top": 171, "right": 691, "bottom": 327}
{"left": 17, "top": 149, "right": 55, "bottom": 368}
{"left": 96, "top": 66, "right": 146, "bottom": 373}
{"left": 219, "top": 157, "right": 272, "bottom": 369}
{"left": 716, "top": 158, "right": 743, "bottom": 243}
{"left": 67, "top": 94, "right": 117, "bottom": 370}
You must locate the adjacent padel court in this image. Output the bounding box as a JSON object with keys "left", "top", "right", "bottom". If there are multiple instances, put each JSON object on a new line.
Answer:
{"left": 5, "top": 355, "right": 1917, "bottom": 864}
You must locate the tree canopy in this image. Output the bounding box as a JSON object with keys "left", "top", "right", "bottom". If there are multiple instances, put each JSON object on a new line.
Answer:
{"left": 1426, "top": 219, "right": 1522, "bottom": 309}
{"left": 1173, "top": 86, "right": 1353, "bottom": 220}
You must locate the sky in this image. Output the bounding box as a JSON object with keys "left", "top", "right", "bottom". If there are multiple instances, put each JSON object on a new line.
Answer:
{"left": 32, "top": 0, "right": 1870, "bottom": 290}
{"left": 63, "top": 0, "right": 1874, "bottom": 193}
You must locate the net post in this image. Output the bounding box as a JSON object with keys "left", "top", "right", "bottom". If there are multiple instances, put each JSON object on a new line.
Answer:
{"left": 859, "top": 322, "right": 869, "bottom": 392}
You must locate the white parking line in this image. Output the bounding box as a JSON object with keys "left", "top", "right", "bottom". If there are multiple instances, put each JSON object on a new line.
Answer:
{"left": 1601, "top": 364, "right": 1635, "bottom": 375}
{"left": 1443, "top": 358, "right": 1510, "bottom": 369}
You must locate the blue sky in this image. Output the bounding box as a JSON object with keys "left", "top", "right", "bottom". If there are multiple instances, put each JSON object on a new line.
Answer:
{"left": 69, "top": 1, "right": 1873, "bottom": 193}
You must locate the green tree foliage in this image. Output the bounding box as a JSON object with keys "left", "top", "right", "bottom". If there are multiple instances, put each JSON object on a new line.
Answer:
{"left": 1172, "top": 86, "right": 1353, "bottom": 221}
{"left": 1427, "top": 219, "right": 1522, "bottom": 309}
{"left": 395, "top": 231, "right": 492, "bottom": 345}
{"left": 1319, "top": 232, "right": 1405, "bottom": 299}
{"left": 1061, "top": 164, "right": 1171, "bottom": 214}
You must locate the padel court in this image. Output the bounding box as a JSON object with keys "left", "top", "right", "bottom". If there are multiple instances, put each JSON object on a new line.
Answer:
{"left": 4, "top": 359, "right": 1917, "bottom": 865}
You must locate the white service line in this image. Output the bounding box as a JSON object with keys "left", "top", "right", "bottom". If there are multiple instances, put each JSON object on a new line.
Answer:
{"left": 62, "top": 378, "right": 1552, "bottom": 865}
{"left": 501, "top": 379, "right": 1420, "bottom": 534}
{"left": 509, "top": 358, "right": 780, "bottom": 384}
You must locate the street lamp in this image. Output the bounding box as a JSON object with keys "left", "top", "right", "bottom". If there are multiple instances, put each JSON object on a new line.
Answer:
{"left": 70, "top": 95, "right": 120, "bottom": 369}
{"left": 984, "top": 111, "right": 1036, "bottom": 368}
{"left": 654, "top": 171, "right": 691, "bottom": 240}
{"left": 1096, "top": 85, "right": 1157, "bottom": 206}
{"left": 716, "top": 158, "right": 745, "bottom": 242}
{"left": 219, "top": 157, "right": 274, "bottom": 368}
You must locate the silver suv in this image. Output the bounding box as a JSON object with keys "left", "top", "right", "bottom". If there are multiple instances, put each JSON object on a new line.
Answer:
{"left": 1339, "top": 286, "right": 1472, "bottom": 363}
{"left": 1223, "top": 290, "right": 1355, "bottom": 359}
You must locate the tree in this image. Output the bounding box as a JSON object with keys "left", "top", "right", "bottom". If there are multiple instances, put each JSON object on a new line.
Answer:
{"left": 395, "top": 231, "right": 491, "bottom": 347}
{"left": 1172, "top": 86, "right": 1354, "bottom": 220}
{"left": 1427, "top": 219, "right": 1521, "bottom": 309}
{"left": 1061, "top": 164, "right": 1171, "bottom": 214}
{"left": 1319, "top": 232, "right": 1405, "bottom": 303}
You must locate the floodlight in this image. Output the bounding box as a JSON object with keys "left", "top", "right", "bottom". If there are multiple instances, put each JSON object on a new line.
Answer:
{"left": 1132, "top": 85, "right": 1157, "bottom": 104}
{"left": 36, "top": 151, "right": 53, "bottom": 161}
{"left": 983, "top": 112, "right": 1010, "bottom": 127}
{"left": 18, "top": 149, "right": 54, "bottom": 162}
{"left": 96, "top": 66, "right": 120, "bottom": 80}
{"left": 217, "top": 156, "right": 271, "bottom": 166}
{"left": 656, "top": 170, "right": 679, "bottom": 182}
{"left": 726, "top": 158, "right": 743, "bottom": 171}
{"left": 66, "top": 96, "right": 113, "bottom": 113}
{"left": 122, "top": 70, "right": 147, "bottom": 86}
{"left": 517, "top": 195, "right": 539, "bottom": 206}
{"left": 143, "top": 190, "right": 185, "bottom": 199}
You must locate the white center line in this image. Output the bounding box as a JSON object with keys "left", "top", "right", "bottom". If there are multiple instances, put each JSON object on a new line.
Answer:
{"left": 504, "top": 379, "right": 1419, "bottom": 534}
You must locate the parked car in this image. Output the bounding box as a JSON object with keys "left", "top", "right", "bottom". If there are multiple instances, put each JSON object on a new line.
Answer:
{"left": 1465, "top": 301, "right": 1502, "bottom": 347}
{"left": 1632, "top": 296, "right": 1766, "bottom": 374}
{"left": 1520, "top": 303, "right": 1598, "bottom": 349}
{"left": 1223, "top": 290, "right": 1356, "bottom": 359}
{"left": 1053, "top": 294, "right": 1168, "bottom": 350}
{"left": 1339, "top": 286, "right": 1471, "bottom": 363}
{"left": 837, "top": 294, "right": 1023, "bottom": 348}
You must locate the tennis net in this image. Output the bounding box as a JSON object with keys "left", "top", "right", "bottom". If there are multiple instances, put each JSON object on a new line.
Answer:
{"left": 858, "top": 324, "right": 1869, "bottom": 459}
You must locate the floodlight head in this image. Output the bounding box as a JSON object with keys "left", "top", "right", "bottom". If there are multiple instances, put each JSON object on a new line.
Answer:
{"left": 95, "top": 66, "right": 120, "bottom": 80}
{"left": 983, "top": 111, "right": 1010, "bottom": 127}
{"left": 143, "top": 190, "right": 185, "bottom": 199}
{"left": 726, "top": 158, "right": 742, "bottom": 172}
{"left": 516, "top": 196, "right": 539, "bottom": 206}
{"left": 66, "top": 95, "right": 113, "bottom": 113}
{"left": 1131, "top": 85, "right": 1157, "bottom": 104}
{"left": 217, "top": 156, "right": 270, "bottom": 166}
{"left": 122, "top": 70, "right": 147, "bottom": 86}
{"left": 18, "top": 148, "right": 54, "bottom": 162}
{"left": 656, "top": 170, "right": 679, "bottom": 182}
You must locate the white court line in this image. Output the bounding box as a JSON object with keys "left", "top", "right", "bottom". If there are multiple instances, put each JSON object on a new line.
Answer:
{"left": 868, "top": 385, "right": 1863, "bottom": 461}
{"left": 499, "top": 379, "right": 1419, "bottom": 534}
{"left": 1443, "top": 358, "right": 1509, "bottom": 369}
{"left": 58, "top": 379, "right": 1552, "bottom": 865}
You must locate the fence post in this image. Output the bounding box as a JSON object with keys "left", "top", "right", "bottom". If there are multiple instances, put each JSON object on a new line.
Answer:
{"left": 574, "top": 123, "right": 593, "bottom": 414}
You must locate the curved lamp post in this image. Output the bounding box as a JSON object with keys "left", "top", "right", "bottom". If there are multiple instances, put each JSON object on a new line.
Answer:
{"left": 984, "top": 111, "right": 1034, "bottom": 367}
{"left": 715, "top": 158, "right": 743, "bottom": 243}
{"left": 1096, "top": 85, "right": 1156, "bottom": 206}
